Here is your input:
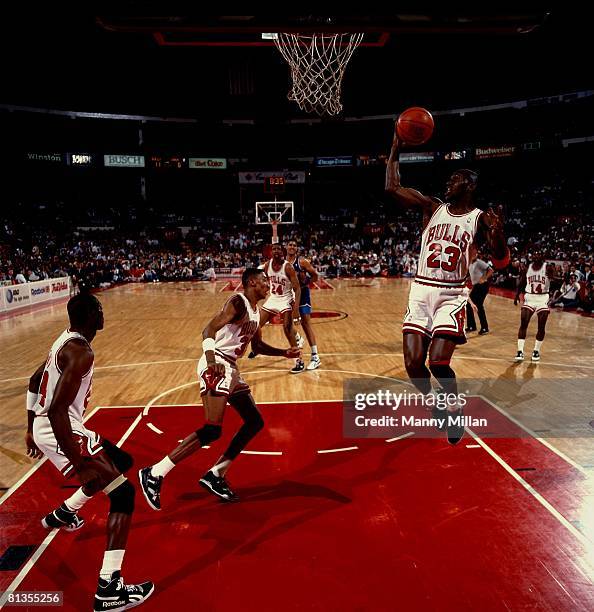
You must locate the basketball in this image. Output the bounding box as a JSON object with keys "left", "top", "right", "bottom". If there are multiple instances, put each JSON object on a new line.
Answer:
{"left": 396, "top": 107, "right": 434, "bottom": 145}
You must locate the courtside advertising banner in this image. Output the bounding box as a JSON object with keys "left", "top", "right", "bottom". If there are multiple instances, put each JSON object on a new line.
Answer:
{"left": 50, "top": 277, "right": 70, "bottom": 299}
{"left": 0, "top": 277, "right": 70, "bottom": 313}
{"left": 2, "top": 284, "right": 31, "bottom": 311}
{"left": 29, "top": 281, "right": 52, "bottom": 304}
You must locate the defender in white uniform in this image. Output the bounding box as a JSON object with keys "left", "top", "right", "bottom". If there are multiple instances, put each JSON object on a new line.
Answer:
{"left": 262, "top": 258, "right": 295, "bottom": 315}
{"left": 196, "top": 291, "right": 260, "bottom": 397}
{"left": 386, "top": 132, "right": 508, "bottom": 445}
{"left": 25, "top": 293, "right": 154, "bottom": 611}
{"left": 251, "top": 243, "right": 305, "bottom": 373}
{"left": 32, "top": 329, "right": 97, "bottom": 476}
{"left": 139, "top": 268, "right": 300, "bottom": 505}
{"left": 514, "top": 252, "right": 554, "bottom": 362}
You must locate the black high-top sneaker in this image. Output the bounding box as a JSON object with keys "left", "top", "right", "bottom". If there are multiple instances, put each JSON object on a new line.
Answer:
{"left": 94, "top": 571, "right": 154, "bottom": 611}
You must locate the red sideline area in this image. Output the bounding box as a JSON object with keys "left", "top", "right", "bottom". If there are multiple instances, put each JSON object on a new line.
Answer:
{"left": 0, "top": 400, "right": 592, "bottom": 611}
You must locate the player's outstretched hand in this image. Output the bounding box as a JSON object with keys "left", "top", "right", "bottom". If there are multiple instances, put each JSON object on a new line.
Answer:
{"left": 25, "top": 432, "right": 42, "bottom": 459}
{"left": 284, "top": 347, "right": 301, "bottom": 359}
{"left": 485, "top": 205, "right": 505, "bottom": 232}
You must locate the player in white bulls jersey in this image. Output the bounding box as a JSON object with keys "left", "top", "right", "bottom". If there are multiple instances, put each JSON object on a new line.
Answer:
{"left": 386, "top": 133, "right": 508, "bottom": 444}
{"left": 139, "top": 269, "right": 299, "bottom": 505}
{"left": 514, "top": 251, "right": 555, "bottom": 362}
{"left": 25, "top": 294, "right": 154, "bottom": 611}
{"left": 249, "top": 243, "right": 305, "bottom": 373}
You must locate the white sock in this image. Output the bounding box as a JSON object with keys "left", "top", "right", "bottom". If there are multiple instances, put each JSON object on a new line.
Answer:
{"left": 64, "top": 487, "right": 92, "bottom": 511}
{"left": 311, "top": 345, "right": 318, "bottom": 356}
{"left": 211, "top": 459, "right": 232, "bottom": 477}
{"left": 151, "top": 456, "right": 175, "bottom": 478}
{"left": 100, "top": 549, "right": 125, "bottom": 582}
{"left": 534, "top": 340, "right": 543, "bottom": 352}
{"left": 517, "top": 339, "right": 525, "bottom": 352}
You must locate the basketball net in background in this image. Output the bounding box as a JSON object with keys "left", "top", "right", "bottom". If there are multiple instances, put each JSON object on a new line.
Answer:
{"left": 273, "top": 32, "right": 364, "bottom": 116}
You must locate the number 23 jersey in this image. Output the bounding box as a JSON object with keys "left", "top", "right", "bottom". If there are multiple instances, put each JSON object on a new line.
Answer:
{"left": 416, "top": 204, "right": 483, "bottom": 288}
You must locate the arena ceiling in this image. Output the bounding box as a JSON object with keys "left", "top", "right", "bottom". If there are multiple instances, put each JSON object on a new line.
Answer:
{"left": 2, "top": 9, "right": 590, "bottom": 121}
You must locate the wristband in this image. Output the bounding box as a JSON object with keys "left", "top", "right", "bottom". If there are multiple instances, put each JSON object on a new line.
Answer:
{"left": 27, "top": 391, "right": 38, "bottom": 411}
{"left": 202, "top": 338, "right": 216, "bottom": 353}
{"left": 491, "top": 248, "right": 510, "bottom": 270}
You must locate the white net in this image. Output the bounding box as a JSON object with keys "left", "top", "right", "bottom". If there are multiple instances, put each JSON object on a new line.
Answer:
{"left": 273, "top": 32, "right": 364, "bottom": 116}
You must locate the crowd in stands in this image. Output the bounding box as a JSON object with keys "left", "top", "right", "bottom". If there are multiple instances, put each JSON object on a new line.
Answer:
{"left": 1, "top": 174, "right": 592, "bottom": 312}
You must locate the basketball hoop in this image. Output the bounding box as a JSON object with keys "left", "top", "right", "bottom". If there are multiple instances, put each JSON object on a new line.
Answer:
{"left": 273, "top": 32, "right": 364, "bottom": 116}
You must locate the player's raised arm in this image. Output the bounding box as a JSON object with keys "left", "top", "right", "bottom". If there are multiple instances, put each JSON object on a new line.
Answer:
{"left": 285, "top": 262, "right": 302, "bottom": 322}
{"left": 202, "top": 295, "right": 244, "bottom": 376}
{"left": 385, "top": 134, "right": 438, "bottom": 211}
{"left": 47, "top": 341, "right": 94, "bottom": 468}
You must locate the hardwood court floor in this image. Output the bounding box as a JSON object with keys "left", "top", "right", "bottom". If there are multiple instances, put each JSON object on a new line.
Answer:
{"left": 0, "top": 279, "right": 593, "bottom": 610}
{"left": 1, "top": 278, "right": 592, "bottom": 490}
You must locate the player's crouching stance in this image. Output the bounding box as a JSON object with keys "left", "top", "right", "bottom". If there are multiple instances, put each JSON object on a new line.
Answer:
{"left": 25, "top": 294, "right": 154, "bottom": 612}
{"left": 139, "top": 268, "right": 299, "bottom": 507}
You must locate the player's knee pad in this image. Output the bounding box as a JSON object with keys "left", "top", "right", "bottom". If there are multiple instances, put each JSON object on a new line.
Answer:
{"left": 101, "top": 439, "right": 134, "bottom": 473}
{"left": 196, "top": 423, "right": 222, "bottom": 446}
{"left": 106, "top": 478, "right": 135, "bottom": 515}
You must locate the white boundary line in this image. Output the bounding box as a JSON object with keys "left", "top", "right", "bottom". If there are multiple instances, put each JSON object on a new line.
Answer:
{"left": 318, "top": 446, "right": 359, "bottom": 454}
{"left": 478, "top": 395, "right": 590, "bottom": 476}
{"left": 0, "top": 406, "right": 101, "bottom": 507}
{"left": 467, "top": 427, "right": 592, "bottom": 549}
{"left": 147, "top": 422, "right": 163, "bottom": 435}
{"left": 240, "top": 450, "right": 283, "bottom": 456}
{"left": 142, "top": 381, "right": 197, "bottom": 416}
{"left": 386, "top": 432, "right": 416, "bottom": 443}
{"left": 0, "top": 406, "right": 144, "bottom": 608}
{"left": 3, "top": 352, "right": 593, "bottom": 384}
